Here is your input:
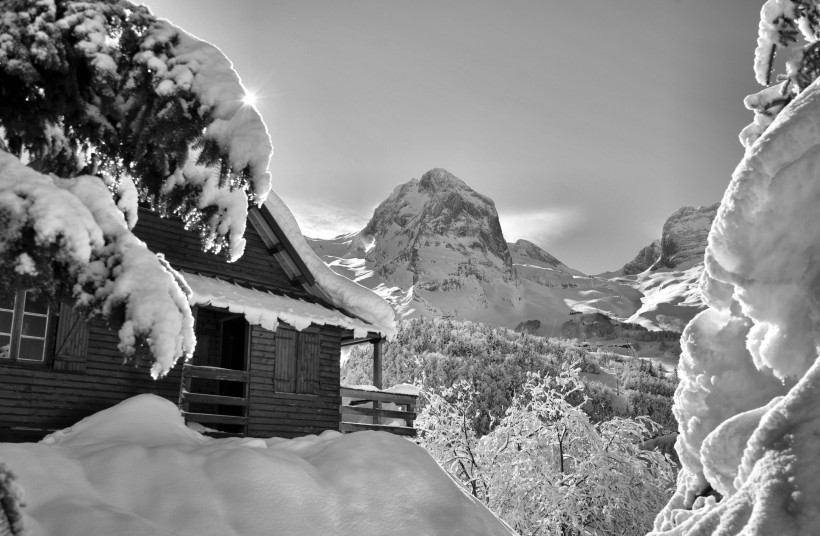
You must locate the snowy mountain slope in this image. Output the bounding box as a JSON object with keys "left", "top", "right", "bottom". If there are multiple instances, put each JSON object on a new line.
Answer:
{"left": 508, "top": 238, "right": 586, "bottom": 286}
{"left": 309, "top": 169, "right": 709, "bottom": 335}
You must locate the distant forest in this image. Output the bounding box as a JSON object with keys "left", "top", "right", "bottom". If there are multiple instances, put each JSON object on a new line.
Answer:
{"left": 343, "top": 317, "right": 677, "bottom": 435}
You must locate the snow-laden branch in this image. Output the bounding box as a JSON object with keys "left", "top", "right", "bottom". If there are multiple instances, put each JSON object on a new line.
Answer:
{"left": 0, "top": 0, "right": 272, "bottom": 260}
{"left": 0, "top": 151, "right": 195, "bottom": 378}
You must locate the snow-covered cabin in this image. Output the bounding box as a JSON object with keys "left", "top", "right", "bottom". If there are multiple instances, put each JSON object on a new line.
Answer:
{"left": 0, "top": 197, "right": 396, "bottom": 440}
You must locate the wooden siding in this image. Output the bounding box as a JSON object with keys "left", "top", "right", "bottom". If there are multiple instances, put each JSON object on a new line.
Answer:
{"left": 0, "top": 320, "right": 182, "bottom": 441}
{"left": 132, "top": 209, "right": 311, "bottom": 299}
{"left": 247, "top": 323, "right": 342, "bottom": 438}
{"left": 0, "top": 317, "right": 346, "bottom": 441}
{"left": 0, "top": 209, "right": 352, "bottom": 440}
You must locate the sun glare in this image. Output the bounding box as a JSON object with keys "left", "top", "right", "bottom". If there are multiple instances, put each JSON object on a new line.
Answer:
{"left": 242, "top": 91, "right": 258, "bottom": 108}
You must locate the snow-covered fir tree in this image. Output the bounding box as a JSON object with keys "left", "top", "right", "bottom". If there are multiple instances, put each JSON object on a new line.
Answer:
{"left": 652, "top": 1, "right": 820, "bottom": 533}
{"left": 0, "top": 0, "right": 272, "bottom": 377}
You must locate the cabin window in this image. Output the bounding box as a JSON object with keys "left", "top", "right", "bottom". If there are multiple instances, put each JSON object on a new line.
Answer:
{"left": 274, "top": 327, "right": 320, "bottom": 395}
{"left": 0, "top": 290, "right": 51, "bottom": 363}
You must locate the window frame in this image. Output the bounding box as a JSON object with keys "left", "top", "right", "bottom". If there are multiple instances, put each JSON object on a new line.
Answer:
{"left": 0, "top": 290, "right": 54, "bottom": 367}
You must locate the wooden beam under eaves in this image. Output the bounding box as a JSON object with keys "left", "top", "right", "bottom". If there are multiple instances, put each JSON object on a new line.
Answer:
{"left": 248, "top": 204, "right": 375, "bottom": 329}
{"left": 248, "top": 206, "right": 315, "bottom": 287}
{"left": 340, "top": 332, "right": 383, "bottom": 347}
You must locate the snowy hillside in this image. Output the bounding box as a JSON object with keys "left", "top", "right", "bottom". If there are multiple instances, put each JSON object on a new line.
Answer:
{"left": 309, "top": 169, "right": 710, "bottom": 335}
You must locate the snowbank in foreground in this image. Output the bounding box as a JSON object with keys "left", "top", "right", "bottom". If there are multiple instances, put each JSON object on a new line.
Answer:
{"left": 650, "top": 73, "right": 820, "bottom": 535}
{"left": 0, "top": 395, "right": 511, "bottom": 536}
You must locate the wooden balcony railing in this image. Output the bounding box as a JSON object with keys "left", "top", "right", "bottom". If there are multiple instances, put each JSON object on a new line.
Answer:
{"left": 179, "top": 365, "right": 249, "bottom": 436}
{"left": 339, "top": 386, "right": 418, "bottom": 437}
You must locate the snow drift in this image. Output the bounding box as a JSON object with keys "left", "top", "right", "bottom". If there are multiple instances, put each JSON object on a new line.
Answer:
{"left": 650, "top": 59, "right": 820, "bottom": 536}
{"left": 0, "top": 394, "right": 512, "bottom": 536}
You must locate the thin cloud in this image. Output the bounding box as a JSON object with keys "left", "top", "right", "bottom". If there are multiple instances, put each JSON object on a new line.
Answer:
{"left": 284, "top": 197, "right": 371, "bottom": 239}
{"left": 498, "top": 207, "right": 583, "bottom": 251}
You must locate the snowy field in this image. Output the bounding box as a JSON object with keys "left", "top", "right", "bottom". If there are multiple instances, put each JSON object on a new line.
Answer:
{"left": 0, "top": 395, "right": 512, "bottom": 536}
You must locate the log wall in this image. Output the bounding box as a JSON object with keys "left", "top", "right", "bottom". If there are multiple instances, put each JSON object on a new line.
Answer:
{"left": 0, "top": 321, "right": 182, "bottom": 441}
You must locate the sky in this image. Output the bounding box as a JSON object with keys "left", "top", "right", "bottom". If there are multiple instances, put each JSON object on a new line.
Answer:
{"left": 145, "top": 0, "right": 763, "bottom": 274}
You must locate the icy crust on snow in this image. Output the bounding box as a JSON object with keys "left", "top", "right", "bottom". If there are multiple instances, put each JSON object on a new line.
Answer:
{"left": 0, "top": 395, "right": 510, "bottom": 536}
{"left": 182, "top": 271, "right": 376, "bottom": 339}
{"left": 264, "top": 192, "right": 397, "bottom": 339}
{"left": 651, "top": 77, "right": 820, "bottom": 535}
{"left": 0, "top": 152, "right": 195, "bottom": 379}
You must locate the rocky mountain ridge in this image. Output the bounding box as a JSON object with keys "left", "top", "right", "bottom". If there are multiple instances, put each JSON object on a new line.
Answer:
{"left": 308, "top": 168, "right": 711, "bottom": 335}
{"left": 613, "top": 204, "right": 719, "bottom": 275}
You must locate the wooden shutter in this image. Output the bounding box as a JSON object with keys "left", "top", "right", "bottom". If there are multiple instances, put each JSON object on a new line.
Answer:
{"left": 297, "top": 332, "right": 320, "bottom": 395}
{"left": 52, "top": 302, "right": 89, "bottom": 373}
{"left": 274, "top": 327, "right": 297, "bottom": 392}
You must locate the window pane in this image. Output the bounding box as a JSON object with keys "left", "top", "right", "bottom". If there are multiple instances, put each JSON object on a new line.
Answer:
{"left": 0, "top": 335, "right": 9, "bottom": 359}
{"left": 0, "top": 311, "right": 12, "bottom": 334}
{"left": 21, "top": 315, "right": 47, "bottom": 337}
{"left": 17, "top": 338, "right": 45, "bottom": 362}
{"left": 24, "top": 292, "right": 48, "bottom": 314}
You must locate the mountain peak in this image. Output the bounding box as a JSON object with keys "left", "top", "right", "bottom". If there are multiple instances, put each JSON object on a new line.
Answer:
{"left": 418, "top": 168, "right": 467, "bottom": 192}
{"left": 509, "top": 239, "right": 563, "bottom": 267}
{"left": 356, "top": 169, "right": 514, "bottom": 294}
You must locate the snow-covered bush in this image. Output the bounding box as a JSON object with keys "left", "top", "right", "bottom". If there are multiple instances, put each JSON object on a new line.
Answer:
{"left": 651, "top": 2, "right": 820, "bottom": 533}
{"left": 0, "top": 0, "right": 272, "bottom": 376}
{"left": 416, "top": 366, "right": 676, "bottom": 536}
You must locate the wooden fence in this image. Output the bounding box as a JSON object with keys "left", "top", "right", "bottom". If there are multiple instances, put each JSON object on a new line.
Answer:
{"left": 339, "top": 387, "right": 417, "bottom": 437}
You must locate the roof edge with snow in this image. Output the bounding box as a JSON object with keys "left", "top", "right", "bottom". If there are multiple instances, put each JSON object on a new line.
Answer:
{"left": 251, "top": 193, "right": 397, "bottom": 339}
{"left": 182, "top": 271, "right": 378, "bottom": 339}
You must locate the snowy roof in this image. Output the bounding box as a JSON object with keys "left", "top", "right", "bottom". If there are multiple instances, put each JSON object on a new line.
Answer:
{"left": 255, "top": 192, "right": 397, "bottom": 339}
{"left": 182, "top": 271, "right": 377, "bottom": 339}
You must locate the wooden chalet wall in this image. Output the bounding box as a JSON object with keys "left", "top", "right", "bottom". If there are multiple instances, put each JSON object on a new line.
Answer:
{"left": 247, "top": 324, "right": 342, "bottom": 438}
{"left": 0, "top": 321, "right": 182, "bottom": 441}
{"left": 0, "top": 210, "right": 347, "bottom": 440}
{"left": 134, "top": 210, "right": 345, "bottom": 436}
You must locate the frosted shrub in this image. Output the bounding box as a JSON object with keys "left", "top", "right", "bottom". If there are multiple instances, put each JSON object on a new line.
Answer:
{"left": 416, "top": 366, "right": 676, "bottom": 536}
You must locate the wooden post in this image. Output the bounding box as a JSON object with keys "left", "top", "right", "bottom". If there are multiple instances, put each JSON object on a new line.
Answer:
{"left": 372, "top": 339, "right": 383, "bottom": 425}
{"left": 372, "top": 339, "right": 383, "bottom": 390}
